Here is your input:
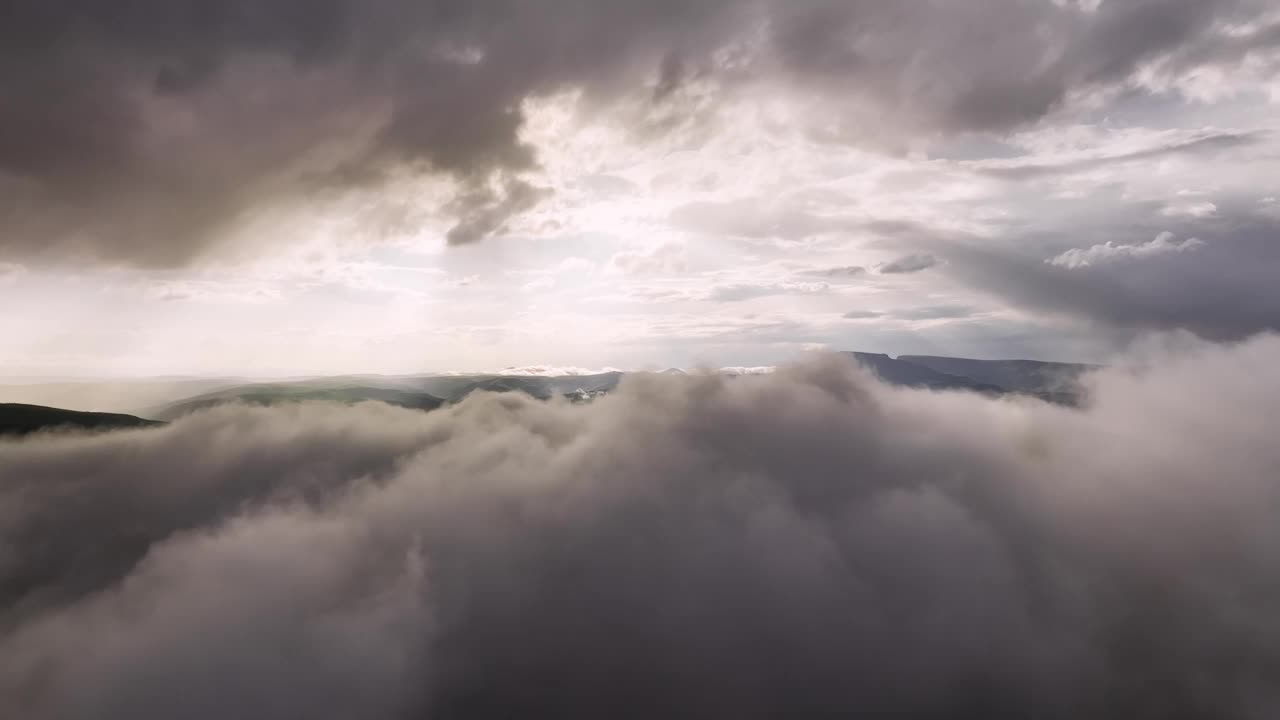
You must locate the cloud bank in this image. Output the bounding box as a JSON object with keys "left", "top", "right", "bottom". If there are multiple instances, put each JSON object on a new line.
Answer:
{"left": 4, "top": 335, "right": 1280, "bottom": 718}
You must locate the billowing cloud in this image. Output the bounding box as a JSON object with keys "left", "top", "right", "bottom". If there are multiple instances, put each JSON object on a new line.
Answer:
{"left": 5, "top": 335, "right": 1280, "bottom": 717}
{"left": 1047, "top": 232, "right": 1206, "bottom": 269}
{"left": 4, "top": 0, "right": 1278, "bottom": 266}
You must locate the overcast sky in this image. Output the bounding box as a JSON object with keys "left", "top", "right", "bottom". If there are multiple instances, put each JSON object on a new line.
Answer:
{"left": 2, "top": 0, "right": 1278, "bottom": 376}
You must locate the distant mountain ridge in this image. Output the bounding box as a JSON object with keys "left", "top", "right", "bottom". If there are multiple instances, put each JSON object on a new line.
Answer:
{"left": 843, "top": 353, "right": 1006, "bottom": 394}
{"left": 898, "top": 355, "right": 1097, "bottom": 392}
{"left": 844, "top": 352, "right": 1093, "bottom": 403}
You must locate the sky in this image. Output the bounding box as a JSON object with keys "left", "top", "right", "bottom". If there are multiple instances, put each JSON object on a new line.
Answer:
{"left": 2, "top": 0, "right": 1279, "bottom": 376}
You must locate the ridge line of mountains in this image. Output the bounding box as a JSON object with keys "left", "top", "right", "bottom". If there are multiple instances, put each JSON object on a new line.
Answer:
{"left": 1, "top": 352, "right": 1096, "bottom": 436}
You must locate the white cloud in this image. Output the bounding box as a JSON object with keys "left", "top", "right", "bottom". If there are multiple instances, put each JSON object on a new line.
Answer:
{"left": 1162, "top": 201, "right": 1218, "bottom": 218}
{"left": 555, "top": 257, "right": 596, "bottom": 275}
{"left": 607, "top": 243, "right": 688, "bottom": 276}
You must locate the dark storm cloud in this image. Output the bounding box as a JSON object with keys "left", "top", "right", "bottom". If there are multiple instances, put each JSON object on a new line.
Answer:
{"left": 939, "top": 212, "right": 1280, "bottom": 341}
{"left": 2, "top": 0, "right": 1276, "bottom": 265}
{"left": 0, "top": 0, "right": 749, "bottom": 266}
{"left": 5, "top": 338, "right": 1280, "bottom": 718}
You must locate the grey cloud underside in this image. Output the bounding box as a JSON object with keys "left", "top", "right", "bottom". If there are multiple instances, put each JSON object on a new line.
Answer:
{"left": 3, "top": 0, "right": 1279, "bottom": 265}
{"left": 938, "top": 211, "right": 1280, "bottom": 341}
{"left": 5, "top": 338, "right": 1280, "bottom": 718}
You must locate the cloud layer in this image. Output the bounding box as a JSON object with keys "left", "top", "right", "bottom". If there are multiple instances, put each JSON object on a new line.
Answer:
{"left": 4, "top": 335, "right": 1280, "bottom": 718}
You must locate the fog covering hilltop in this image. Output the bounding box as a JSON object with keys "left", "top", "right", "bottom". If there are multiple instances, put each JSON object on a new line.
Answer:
{"left": 144, "top": 384, "right": 448, "bottom": 422}
{"left": 137, "top": 354, "right": 1092, "bottom": 421}
{"left": 142, "top": 372, "right": 628, "bottom": 421}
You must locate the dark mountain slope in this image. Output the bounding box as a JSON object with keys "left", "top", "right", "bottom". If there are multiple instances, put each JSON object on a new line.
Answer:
{"left": 0, "top": 404, "right": 162, "bottom": 436}
{"left": 898, "top": 355, "right": 1095, "bottom": 393}
{"left": 897, "top": 355, "right": 1095, "bottom": 404}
